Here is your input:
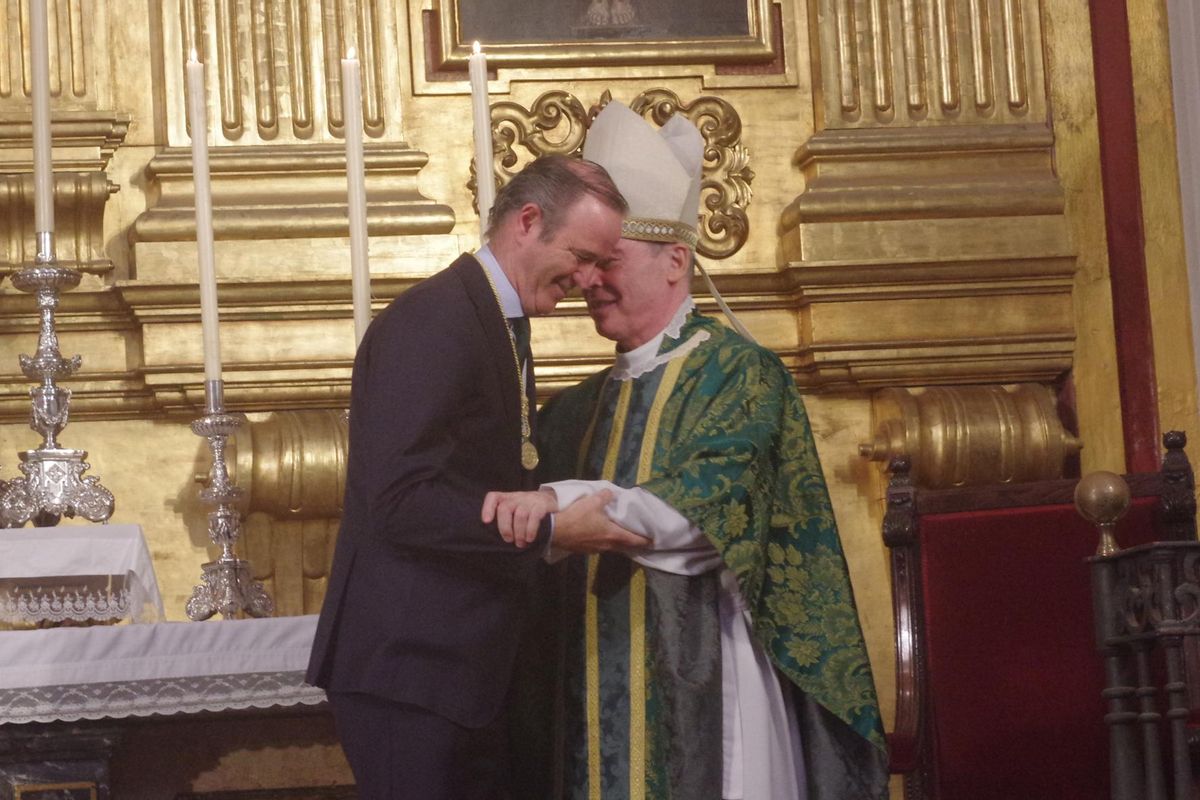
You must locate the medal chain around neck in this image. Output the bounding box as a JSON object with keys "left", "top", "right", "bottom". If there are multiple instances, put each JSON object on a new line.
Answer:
{"left": 478, "top": 264, "right": 539, "bottom": 471}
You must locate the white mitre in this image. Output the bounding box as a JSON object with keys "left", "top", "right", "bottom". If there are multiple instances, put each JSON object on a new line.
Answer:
{"left": 583, "top": 101, "right": 704, "bottom": 249}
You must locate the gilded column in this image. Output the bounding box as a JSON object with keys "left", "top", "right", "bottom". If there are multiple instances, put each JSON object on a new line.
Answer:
{"left": 224, "top": 410, "right": 348, "bottom": 616}
{"left": 858, "top": 384, "right": 1082, "bottom": 487}
{"left": 128, "top": 0, "right": 455, "bottom": 413}
{"left": 0, "top": 0, "right": 128, "bottom": 276}
{"left": 134, "top": 0, "right": 452, "bottom": 250}
{"left": 781, "top": 0, "right": 1075, "bottom": 391}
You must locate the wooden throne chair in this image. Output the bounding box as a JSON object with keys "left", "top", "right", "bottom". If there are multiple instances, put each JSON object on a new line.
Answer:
{"left": 882, "top": 431, "right": 1196, "bottom": 800}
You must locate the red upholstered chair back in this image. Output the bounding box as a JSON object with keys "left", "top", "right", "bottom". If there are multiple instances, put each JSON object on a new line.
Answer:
{"left": 883, "top": 449, "right": 1193, "bottom": 800}
{"left": 918, "top": 498, "right": 1159, "bottom": 799}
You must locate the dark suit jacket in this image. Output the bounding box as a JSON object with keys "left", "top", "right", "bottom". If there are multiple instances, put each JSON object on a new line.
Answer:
{"left": 307, "top": 253, "right": 551, "bottom": 729}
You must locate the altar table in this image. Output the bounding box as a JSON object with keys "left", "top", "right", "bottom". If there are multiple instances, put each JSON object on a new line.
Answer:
{"left": 0, "top": 524, "right": 164, "bottom": 625}
{"left": 0, "top": 615, "right": 323, "bottom": 725}
{"left": 0, "top": 616, "right": 342, "bottom": 799}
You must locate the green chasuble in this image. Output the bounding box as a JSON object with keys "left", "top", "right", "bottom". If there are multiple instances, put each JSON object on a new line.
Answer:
{"left": 537, "top": 310, "right": 888, "bottom": 800}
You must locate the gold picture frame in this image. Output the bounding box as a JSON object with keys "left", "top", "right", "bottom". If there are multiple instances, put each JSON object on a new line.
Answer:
{"left": 433, "top": 0, "right": 777, "bottom": 68}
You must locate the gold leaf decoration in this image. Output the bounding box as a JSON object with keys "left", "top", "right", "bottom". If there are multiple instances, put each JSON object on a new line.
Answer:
{"left": 469, "top": 91, "right": 589, "bottom": 214}
{"left": 473, "top": 88, "right": 752, "bottom": 259}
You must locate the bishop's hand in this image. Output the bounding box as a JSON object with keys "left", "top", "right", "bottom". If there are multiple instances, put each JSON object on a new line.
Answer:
{"left": 481, "top": 488, "right": 648, "bottom": 553}
{"left": 548, "top": 490, "right": 648, "bottom": 554}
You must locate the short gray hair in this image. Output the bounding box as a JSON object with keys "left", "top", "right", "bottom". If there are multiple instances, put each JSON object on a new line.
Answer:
{"left": 486, "top": 155, "right": 627, "bottom": 241}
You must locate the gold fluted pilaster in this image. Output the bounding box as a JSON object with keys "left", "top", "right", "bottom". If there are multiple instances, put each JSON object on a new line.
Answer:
{"left": 173, "top": 0, "right": 388, "bottom": 145}
{"left": 0, "top": 0, "right": 126, "bottom": 276}
{"left": 816, "top": 0, "right": 1043, "bottom": 127}
{"left": 782, "top": 0, "right": 1073, "bottom": 390}
{"left": 140, "top": 0, "right": 453, "bottom": 272}
{"left": 319, "top": 0, "right": 344, "bottom": 129}
{"left": 13, "top": 0, "right": 93, "bottom": 99}
{"left": 212, "top": 0, "right": 242, "bottom": 136}
{"left": 287, "top": 2, "right": 313, "bottom": 135}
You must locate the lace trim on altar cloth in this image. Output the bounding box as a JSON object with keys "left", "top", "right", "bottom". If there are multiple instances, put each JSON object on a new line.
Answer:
{"left": 1, "top": 586, "right": 133, "bottom": 624}
{"left": 0, "top": 670, "right": 326, "bottom": 724}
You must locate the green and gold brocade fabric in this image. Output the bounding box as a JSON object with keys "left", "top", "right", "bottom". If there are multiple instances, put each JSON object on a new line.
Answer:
{"left": 537, "top": 311, "right": 887, "bottom": 800}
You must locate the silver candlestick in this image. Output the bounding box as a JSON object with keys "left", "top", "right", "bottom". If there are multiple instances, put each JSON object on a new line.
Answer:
{"left": 186, "top": 379, "right": 273, "bottom": 620}
{"left": 0, "top": 232, "right": 114, "bottom": 528}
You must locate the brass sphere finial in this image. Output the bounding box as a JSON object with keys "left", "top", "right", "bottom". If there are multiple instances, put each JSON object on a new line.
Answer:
{"left": 1075, "top": 471, "right": 1132, "bottom": 524}
{"left": 1075, "top": 471, "right": 1131, "bottom": 556}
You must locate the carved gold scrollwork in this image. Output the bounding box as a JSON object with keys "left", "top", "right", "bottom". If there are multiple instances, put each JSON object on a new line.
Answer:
{"left": 629, "top": 89, "right": 754, "bottom": 259}
{"left": 470, "top": 91, "right": 590, "bottom": 215}
{"left": 494, "top": 90, "right": 591, "bottom": 165}
{"left": 477, "top": 89, "right": 753, "bottom": 259}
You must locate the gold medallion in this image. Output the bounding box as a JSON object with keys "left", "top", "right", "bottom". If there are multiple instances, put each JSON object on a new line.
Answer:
{"left": 521, "top": 440, "right": 540, "bottom": 471}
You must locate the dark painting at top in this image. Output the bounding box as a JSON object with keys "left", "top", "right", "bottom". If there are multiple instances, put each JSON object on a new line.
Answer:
{"left": 458, "top": 0, "right": 752, "bottom": 43}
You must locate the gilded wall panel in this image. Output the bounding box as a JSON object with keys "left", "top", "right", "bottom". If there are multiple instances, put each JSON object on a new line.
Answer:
{"left": 135, "top": 0, "right": 453, "bottom": 280}
{"left": 0, "top": 0, "right": 125, "bottom": 275}
{"left": 174, "top": 0, "right": 391, "bottom": 145}
{"left": 783, "top": 0, "right": 1074, "bottom": 391}
{"left": 813, "top": 0, "right": 1044, "bottom": 127}
{"left": 0, "top": 0, "right": 111, "bottom": 111}
{"left": 0, "top": 9, "right": 1185, "bottom": 786}
{"left": 1128, "top": 0, "right": 1200, "bottom": 448}
{"left": 780, "top": 1, "right": 1083, "bottom": 742}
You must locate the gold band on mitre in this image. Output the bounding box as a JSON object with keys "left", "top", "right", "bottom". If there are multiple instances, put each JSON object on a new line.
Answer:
{"left": 622, "top": 217, "right": 699, "bottom": 248}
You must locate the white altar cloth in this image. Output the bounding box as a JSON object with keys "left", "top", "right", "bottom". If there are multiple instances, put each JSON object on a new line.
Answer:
{"left": 0, "top": 524, "right": 165, "bottom": 624}
{"left": 0, "top": 615, "right": 324, "bottom": 724}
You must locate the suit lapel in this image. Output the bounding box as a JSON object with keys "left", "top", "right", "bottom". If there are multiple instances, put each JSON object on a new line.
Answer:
{"left": 452, "top": 254, "right": 524, "bottom": 472}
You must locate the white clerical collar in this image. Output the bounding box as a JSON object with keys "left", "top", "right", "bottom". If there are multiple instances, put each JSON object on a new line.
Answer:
{"left": 475, "top": 245, "right": 524, "bottom": 319}
{"left": 612, "top": 297, "right": 707, "bottom": 381}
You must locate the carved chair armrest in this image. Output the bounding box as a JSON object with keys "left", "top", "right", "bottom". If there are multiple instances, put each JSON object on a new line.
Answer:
{"left": 883, "top": 455, "right": 921, "bottom": 774}
{"left": 886, "top": 543, "right": 921, "bottom": 772}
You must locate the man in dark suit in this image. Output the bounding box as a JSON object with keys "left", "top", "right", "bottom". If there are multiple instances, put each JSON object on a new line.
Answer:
{"left": 307, "top": 155, "right": 644, "bottom": 798}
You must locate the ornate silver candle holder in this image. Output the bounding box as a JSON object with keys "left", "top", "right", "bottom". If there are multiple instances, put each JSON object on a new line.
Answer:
{"left": 186, "top": 380, "right": 273, "bottom": 620}
{"left": 0, "top": 232, "right": 114, "bottom": 528}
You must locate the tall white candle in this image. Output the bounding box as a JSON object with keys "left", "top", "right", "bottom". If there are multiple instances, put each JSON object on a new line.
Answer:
{"left": 186, "top": 50, "right": 222, "bottom": 383}
{"left": 30, "top": 0, "right": 54, "bottom": 234}
{"left": 468, "top": 42, "right": 495, "bottom": 241}
{"left": 341, "top": 48, "right": 370, "bottom": 346}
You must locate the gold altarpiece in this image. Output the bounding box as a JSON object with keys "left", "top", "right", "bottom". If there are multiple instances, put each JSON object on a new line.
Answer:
{"left": 0, "top": 0, "right": 1195, "bottom": 795}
